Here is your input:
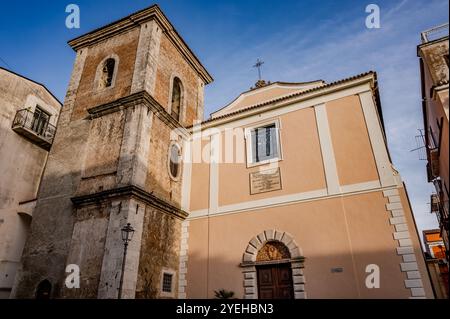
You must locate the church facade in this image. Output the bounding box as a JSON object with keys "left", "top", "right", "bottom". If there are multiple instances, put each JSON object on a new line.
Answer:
{"left": 11, "top": 5, "right": 433, "bottom": 299}
{"left": 183, "top": 74, "right": 433, "bottom": 299}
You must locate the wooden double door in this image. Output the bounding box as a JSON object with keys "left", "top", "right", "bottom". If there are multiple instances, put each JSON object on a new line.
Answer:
{"left": 257, "top": 263, "right": 294, "bottom": 299}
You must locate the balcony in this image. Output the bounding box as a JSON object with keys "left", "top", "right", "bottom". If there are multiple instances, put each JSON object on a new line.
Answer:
{"left": 431, "top": 194, "right": 440, "bottom": 213}
{"left": 438, "top": 200, "right": 449, "bottom": 232}
{"left": 427, "top": 147, "right": 440, "bottom": 182}
{"left": 430, "top": 191, "right": 449, "bottom": 232}
{"left": 12, "top": 108, "right": 56, "bottom": 150}
{"left": 421, "top": 23, "right": 449, "bottom": 43}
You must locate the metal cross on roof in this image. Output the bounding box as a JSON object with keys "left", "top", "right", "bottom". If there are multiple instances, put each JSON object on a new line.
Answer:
{"left": 253, "top": 58, "right": 264, "bottom": 80}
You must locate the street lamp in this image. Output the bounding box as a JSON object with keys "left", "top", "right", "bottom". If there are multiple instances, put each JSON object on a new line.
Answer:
{"left": 118, "top": 223, "right": 135, "bottom": 299}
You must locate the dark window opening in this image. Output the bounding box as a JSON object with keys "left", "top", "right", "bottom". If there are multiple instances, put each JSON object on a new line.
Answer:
{"left": 171, "top": 78, "right": 182, "bottom": 121}
{"left": 35, "top": 279, "right": 52, "bottom": 299}
{"left": 31, "top": 106, "right": 50, "bottom": 136}
{"left": 101, "top": 58, "right": 116, "bottom": 88}
{"left": 169, "top": 144, "right": 181, "bottom": 179}
{"left": 162, "top": 273, "right": 173, "bottom": 293}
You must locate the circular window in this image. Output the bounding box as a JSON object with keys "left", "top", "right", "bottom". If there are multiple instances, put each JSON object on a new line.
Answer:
{"left": 168, "top": 143, "right": 182, "bottom": 180}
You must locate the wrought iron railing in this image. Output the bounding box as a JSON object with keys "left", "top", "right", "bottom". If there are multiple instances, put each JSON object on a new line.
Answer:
{"left": 438, "top": 199, "right": 449, "bottom": 231}
{"left": 421, "top": 23, "right": 449, "bottom": 43}
{"left": 12, "top": 108, "right": 56, "bottom": 145}
{"left": 431, "top": 180, "right": 449, "bottom": 232}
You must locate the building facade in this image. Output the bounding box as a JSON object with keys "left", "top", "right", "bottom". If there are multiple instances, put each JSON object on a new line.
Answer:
{"left": 423, "top": 229, "right": 448, "bottom": 299}
{"left": 10, "top": 5, "right": 433, "bottom": 299}
{"left": 417, "top": 23, "right": 449, "bottom": 261}
{"left": 183, "top": 73, "right": 433, "bottom": 299}
{"left": 0, "top": 67, "right": 61, "bottom": 298}
{"left": 12, "top": 5, "right": 212, "bottom": 299}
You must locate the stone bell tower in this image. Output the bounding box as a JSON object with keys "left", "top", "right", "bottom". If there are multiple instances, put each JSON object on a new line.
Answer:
{"left": 12, "top": 5, "right": 212, "bottom": 298}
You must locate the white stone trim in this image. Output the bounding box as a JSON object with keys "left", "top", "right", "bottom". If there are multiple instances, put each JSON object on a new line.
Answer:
{"left": 244, "top": 118, "right": 283, "bottom": 167}
{"left": 66, "top": 48, "right": 88, "bottom": 101}
{"left": 196, "top": 79, "right": 206, "bottom": 121}
{"left": 198, "top": 79, "right": 375, "bottom": 133}
{"left": 358, "top": 91, "right": 396, "bottom": 188}
{"left": 17, "top": 200, "right": 36, "bottom": 217}
{"left": 188, "top": 180, "right": 385, "bottom": 219}
{"left": 97, "top": 199, "right": 145, "bottom": 299}
{"left": 410, "top": 288, "right": 426, "bottom": 297}
{"left": 60, "top": 47, "right": 88, "bottom": 126}
{"left": 181, "top": 140, "right": 192, "bottom": 211}
{"left": 241, "top": 230, "right": 306, "bottom": 299}
{"left": 211, "top": 81, "right": 324, "bottom": 118}
{"left": 406, "top": 271, "right": 422, "bottom": 279}
{"left": 314, "top": 103, "right": 340, "bottom": 195}
{"left": 116, "top": 106, "right": 154, "bottom": 188}
{"left": 395, "top": 224, "right": 409, "bottom": 232}
{"left": 131, "top": 20, "right": 161, "bottom": 95}
{"left": 382, "top": 188, "right": 426, "bottom": 298}
{"left": 178, "top": 221, "right": 189, "bottom": 299}
{"left": 209, "top": 134, "right": 219, "bottom": 214}
{"left": 397, "top": 247, "right": 414, "bottom": 255}
{"left": 340, "top": 180, "right": 380, "bottom": 193}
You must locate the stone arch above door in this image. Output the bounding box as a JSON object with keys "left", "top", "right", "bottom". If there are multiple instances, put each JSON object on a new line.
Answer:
{"left": 241, "top": 230, "right": 306, "bottom": 299}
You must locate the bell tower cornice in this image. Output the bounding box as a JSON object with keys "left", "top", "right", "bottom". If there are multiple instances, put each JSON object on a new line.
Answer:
{"left": 67, "top": 4, "right": 213, "bottom": 84}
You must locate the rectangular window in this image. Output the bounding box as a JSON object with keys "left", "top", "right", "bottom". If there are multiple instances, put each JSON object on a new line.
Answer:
{"left": 248, "top": 123, "right": 280, "bottom": 164}
{"left": 162, "top": 273, "right": 173, "bottom": 293}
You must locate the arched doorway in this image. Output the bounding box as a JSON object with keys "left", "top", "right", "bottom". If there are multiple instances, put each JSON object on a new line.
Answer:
{"left": 256, "top": 241, "right": 294, "bottom": 299}
{"left": 241, "top": 230, "right": 306, "bottom": 299}
{"left": 35, "top": 279, "right": 52, "bottom": 299}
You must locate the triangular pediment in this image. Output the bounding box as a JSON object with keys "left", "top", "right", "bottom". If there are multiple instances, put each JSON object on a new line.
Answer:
{"left": 211, "top": 80, "right": 325, "bottom": 119}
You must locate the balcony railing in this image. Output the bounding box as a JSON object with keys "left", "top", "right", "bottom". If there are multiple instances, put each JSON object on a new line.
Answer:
{"left": 438, "top": 200, "right": 449, "bottom": 232}
{"left": 431, "top": 194, "right": 440, "bottom": 213}
{"left": 421, "top": 23, "right": 449, "bottom": 43}
{"left": 430, "top": 178, "right": 449, "bottom": 235}
{"left": 12, "top": 108, "right": 56, "bottom": 150}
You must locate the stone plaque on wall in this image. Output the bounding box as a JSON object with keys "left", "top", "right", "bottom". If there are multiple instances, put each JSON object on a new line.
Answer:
{"left": 250, "top": 168, "right": 282, "bottom": 195}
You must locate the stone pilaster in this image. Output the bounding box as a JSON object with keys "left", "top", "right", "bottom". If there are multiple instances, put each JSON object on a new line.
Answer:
{"left": 116, "top": 104, "right": 153, "bottom": 189}
{"left": 130, "top": 20, "right": 162, "bottom": 95}
{"left": 97, "top": 198, "right": 146, "bottom": 299}
{"left": 177, "top": 220, "right": 189, "bottom": 298}
{"left": 196, "top": 78, "right": 205, "bottom": 121}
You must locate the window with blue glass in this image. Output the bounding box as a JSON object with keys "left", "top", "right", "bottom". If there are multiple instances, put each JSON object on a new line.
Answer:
{"left": 250, "top": 123, "right": 279, "bottom": 163}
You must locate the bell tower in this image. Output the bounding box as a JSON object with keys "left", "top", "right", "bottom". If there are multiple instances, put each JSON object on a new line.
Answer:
{"left": 12, "top": 5, "right": 212, "bottom": 299}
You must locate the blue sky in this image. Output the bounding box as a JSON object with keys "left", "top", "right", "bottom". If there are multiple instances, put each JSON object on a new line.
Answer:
{"left": 0, "top": 0, "right": 448, "bottom": 236}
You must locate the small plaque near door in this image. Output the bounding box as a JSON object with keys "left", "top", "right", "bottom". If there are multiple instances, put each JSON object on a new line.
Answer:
{"left": 250, "top": 168, "right": 282, "bottom": 195}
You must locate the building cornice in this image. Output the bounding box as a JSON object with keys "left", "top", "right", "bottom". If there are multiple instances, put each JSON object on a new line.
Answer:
{"left": 416, "top": 36, "right": 449, "bottom": 57}
{"left": 210, "top": 80, "right": 326, "bottom": 119}
{"left": 193, "top": 72, "right": 377, "bottom": 131}
{"left": 431, "top": 82, "right": 449, "bottom": 101}
{"left": 67, "top": 5, "right": 213, "bottom": 84}
{"left": 87, "top": 90, "right": 190, "bottom": 139}
{"left": 71, "top": 185, "right": 188, "bottom": 220}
